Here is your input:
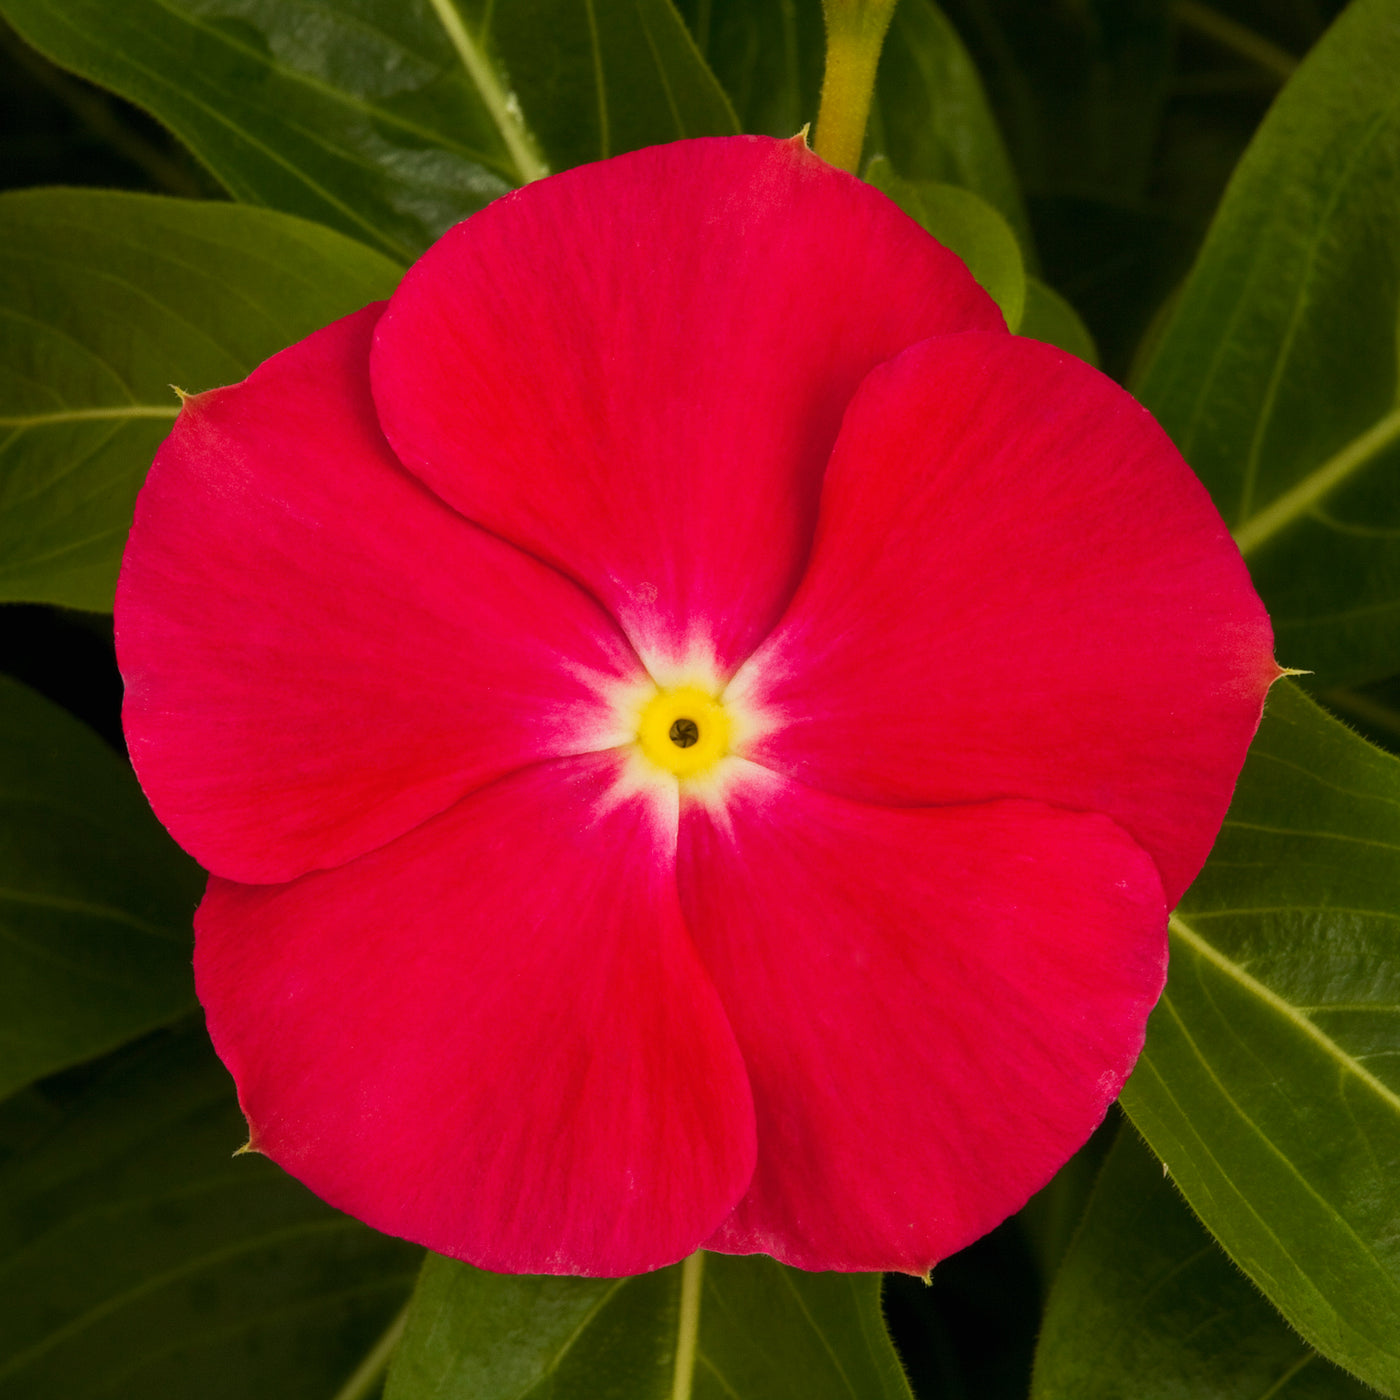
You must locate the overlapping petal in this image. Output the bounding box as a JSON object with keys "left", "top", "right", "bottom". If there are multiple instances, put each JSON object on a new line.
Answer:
{"left": 677, "top": 769, "right": 1167, "bottom": 1274}
{"left": 117, "top": 305, "right": 645, "bottom": 886}
{"left": 371, "top": 136, "right": 1004, "bottom": 676}
{"left": 196, "top": 752, "right": 756, "bottom": 1277}
{"left": 732, "top": 332, "right": 1278, "bottom": 905}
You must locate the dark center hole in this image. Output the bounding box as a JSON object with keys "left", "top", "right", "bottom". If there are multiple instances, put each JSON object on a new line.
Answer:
{"left": 669, "top": 717, "right": 700, "bottom": 749}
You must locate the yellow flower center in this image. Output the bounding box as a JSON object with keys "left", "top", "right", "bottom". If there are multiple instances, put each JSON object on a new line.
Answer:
{"left": 635, "top": 684, "right": 732, "bottom": 780}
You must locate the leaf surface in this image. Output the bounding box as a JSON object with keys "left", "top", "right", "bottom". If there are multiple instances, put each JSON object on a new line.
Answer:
{"left": 0, "top": 188, "right": 400, "bottom": 610}
{"left": 1033, "top": 1126, "right": 1375, "bottom": 1400}
{"left": 0, "top": 677, "right": 202, "bottom": 1100}
{"left": 1136, "top": 0, "right": 1400, "bottom": 686}
{"left": 864, "top": 158, "right": 1024, "bottom": 329}
{"left": 385, "top": 1250, "right": 913, "bottom": 1400}
{"left": 491, "top": 0, "right": 737, "bottom": 178}
{"left": 0, "top": 0, "right": 737, "bottom": 260}
{"left": 1121, "top": 680, "right": 1400, "bottom": 1395}
{"left": 675, "top": 0, "right": 823, "bottom": 143}
{"left": 1018, "top": 277, "right": 1097, "bottom": 365}
{"left": 0, "top": 1024, "right": 421, "bottom": 1399}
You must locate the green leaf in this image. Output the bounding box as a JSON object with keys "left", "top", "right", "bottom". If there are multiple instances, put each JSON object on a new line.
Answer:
{"left": 385, "top": 1250, "right": 913, "bottom": 1400}
{"left": 1032, "top": 1125, "right": 1375, "bottom": 1400}
{"left": 864, "top": 157, "right": 1025, "bottom": 330}
{"left": 1135, "top": 0, "right": 1400, "bottom": 687}
{"left": 675, "top": 0, "right": 823, "bottom": 142}
{"left": 0, "top": 0, "right": 737, "bottom": 262}
{"left": 493, "top": 0, "right": 737, "bottom": 178}
{"left": 1120, "top": 680, "right": 1400, "bottom": 1395}
{"left": 0, "top": 188, "right": 401, "bottom": 611}
{"left": 1018, "top": 277, "right": 1098, "bottom": 366}
{"left": 0, "top": 676, "right": 202, "bottom": 1101}
{"left": 0, "top": 1023, "right": 421, "bottom": 1399}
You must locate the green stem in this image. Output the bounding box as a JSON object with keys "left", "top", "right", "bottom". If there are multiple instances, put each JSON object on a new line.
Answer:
{"left": 813, "top": 0, "right": 901, "bottom": 172}
{"left": 1171, "top": 1, "right": 1298, "bottom": 82}
{"left": 328, "top": 1301, "right": 410, "bottom": 1400}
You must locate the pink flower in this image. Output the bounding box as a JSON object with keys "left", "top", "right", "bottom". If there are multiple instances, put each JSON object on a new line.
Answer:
{"left": 116, "top": 137, "right": 1278, "bottom": 1278}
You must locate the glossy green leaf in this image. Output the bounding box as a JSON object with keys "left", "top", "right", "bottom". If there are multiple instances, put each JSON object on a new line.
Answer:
{"left": 864, "top": 157, "right": 1025, "bottom": 329}
{"left": 0, "top": 1023, "right": 421, "bottom": 1399}
{"left": 678, "top": 0, "right": 1028, "bottom": 245}
{"left": 1033, "top": 1126, "right": 1374, "bottom": 1400}
{"left": 0, "top": 676, "right": 202, "bottom": 1101}
{"left": 494, "top": 0, "right": 737, "bottom": 177}
{"left": 0, "top": 188, "right": 400, "bottom": 610}
{"left": 1135, "top": 0, "right": 1400, "bottom": 687}
{"left": 1121, "top": 680, "right": 1400, "bottom": 1395}
{"left": 0, "top": 0, "right": 737, "bottom": 261}
{"left": 385, "top": 1250, "right": 912, "bottom": 1400}
{"left": 1018, "top": 277, "right": 1098, "bottom": 366}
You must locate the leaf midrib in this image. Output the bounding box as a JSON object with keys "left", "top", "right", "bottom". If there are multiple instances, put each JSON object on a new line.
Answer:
{"left": 1233, "top": 402, "right": 1400, "bottom": 556}
{"left": 1169, "top": 912, "right": 1400, "bottom": 1114}
{"left": 425, "top": 0, "right": 548, "bottom": 182}
{"left": 0, "top": 1216, "right": 362, "bottom": 1380}
{"left": 670, "top": 1250, "right": 703, "bottom": 1400}
{"left": 0, "top": 406, "right": 179, "bottom": 430}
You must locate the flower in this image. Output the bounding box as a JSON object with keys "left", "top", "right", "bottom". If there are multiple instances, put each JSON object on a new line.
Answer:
{"left": 115, "top": 136, "right": 1278, "bottom": 1279}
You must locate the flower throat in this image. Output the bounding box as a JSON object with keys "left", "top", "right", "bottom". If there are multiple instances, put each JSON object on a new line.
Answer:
{"left": 636, "top": 684, "right": 731, "bottom": 779}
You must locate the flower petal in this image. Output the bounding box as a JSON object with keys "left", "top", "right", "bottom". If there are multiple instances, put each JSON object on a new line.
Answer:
{"left": 196, "top": 752, "right": 756, "bottom": 1276}
{"left": 371, "top": 136, "right": 1003, "bottom": 677}
{"left": 733, "top": 333, "right": 1278, "bottom": 905}
{"left": 678, "top": 769, "right": 1167, "bottom": 1274}
{"left": 117, "top": 305, "right": 645, "bottom": 886}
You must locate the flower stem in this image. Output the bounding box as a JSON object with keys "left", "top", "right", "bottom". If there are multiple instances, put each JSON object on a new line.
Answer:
{"left": 1171, "top": 0, "right": 1298, "bottom": 81}
{"left": 328, "top": 1301, "right": 410, "bottom": 1400}
{"left": 813, "top": 0, "right": 901, "bottom": 172}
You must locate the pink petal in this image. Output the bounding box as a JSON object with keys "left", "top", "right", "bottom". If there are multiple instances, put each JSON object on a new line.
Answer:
{"left": 196, "top": 752, "right": 756, "bottom": 1276}
{"left": 678, "top": 770, "right": 1167, "bottom": 1274}
{"left": 371, "top": 136, "right": 1004, "bottom": 677}
{"left": 734, "top": 333, "right": 1278, "bottom": 906}
{"left": 117, "top": 305, "right": 645, "bottom": 886}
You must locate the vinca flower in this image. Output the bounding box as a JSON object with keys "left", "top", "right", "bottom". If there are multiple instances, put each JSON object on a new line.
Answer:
{"left": 116, "top": 136, "right": 1278, "bottom": 1278}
